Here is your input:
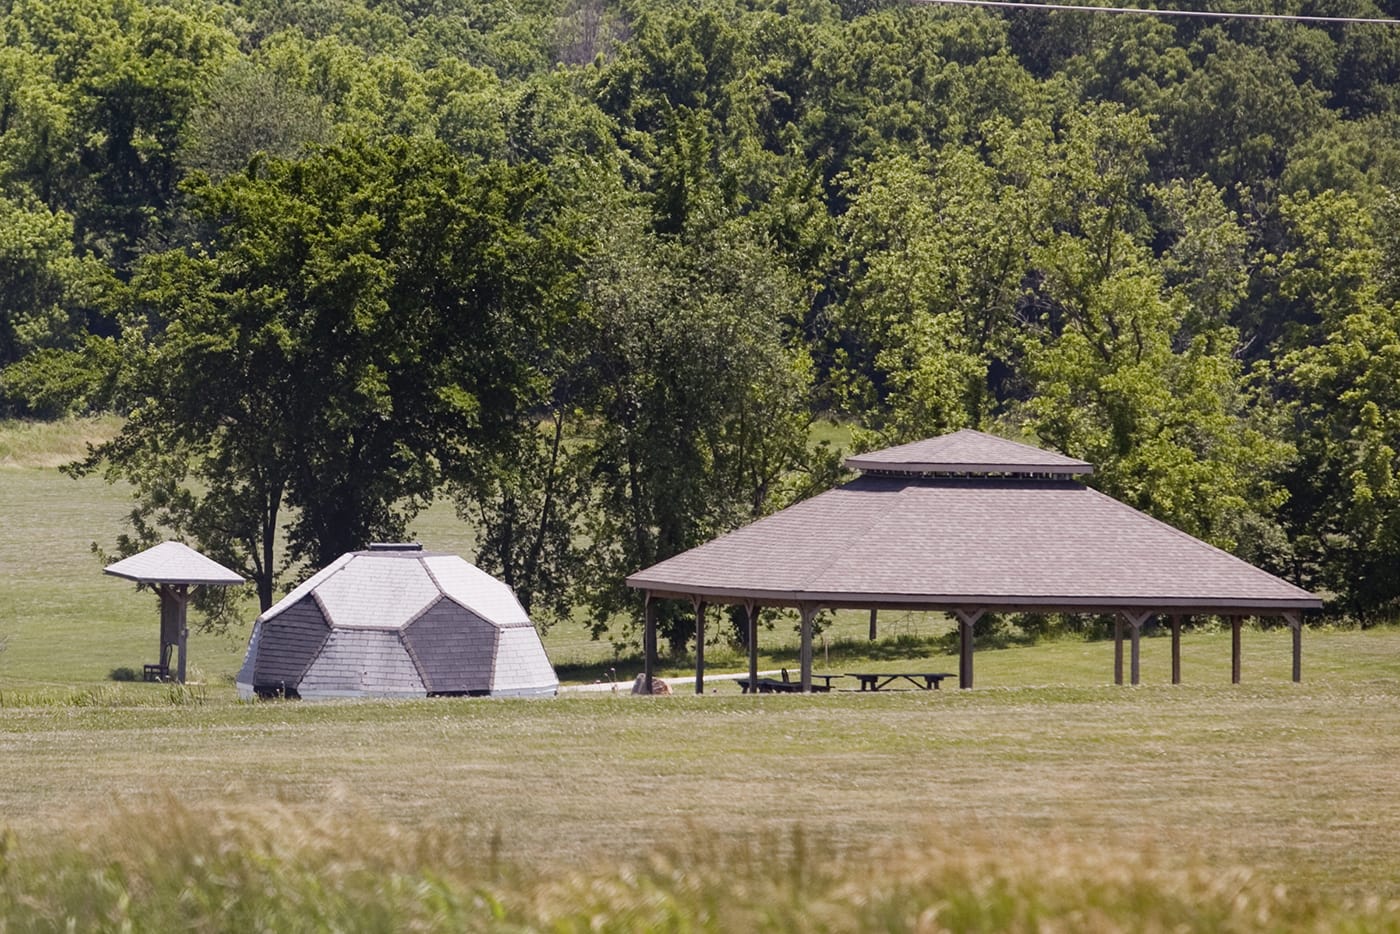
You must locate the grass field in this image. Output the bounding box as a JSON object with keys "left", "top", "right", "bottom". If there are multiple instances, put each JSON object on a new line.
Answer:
{"left": 4, "top": 419, "right": 1400, "bottom": 929}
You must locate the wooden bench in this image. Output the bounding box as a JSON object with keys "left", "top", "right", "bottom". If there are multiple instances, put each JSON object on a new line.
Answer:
{"left": 736, "top": 676, "right": 832, "bottom": 694}
{"left": 847, "top": 672, "right": 956, "bottom": 691}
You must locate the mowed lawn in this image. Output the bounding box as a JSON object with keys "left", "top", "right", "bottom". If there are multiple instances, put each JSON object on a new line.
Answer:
{"left": 4, "top": 429, "right": 1400, "bottom": 924}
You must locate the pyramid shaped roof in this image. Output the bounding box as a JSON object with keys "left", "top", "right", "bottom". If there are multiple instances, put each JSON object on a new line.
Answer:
{"left": 844, "top": 429, "right": 1092, "bottom": 476}
{"left": 104, "top": 541, "right": 244, "bottom": 586}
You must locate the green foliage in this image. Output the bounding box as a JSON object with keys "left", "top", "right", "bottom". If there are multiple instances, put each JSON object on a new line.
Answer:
{"left": 8, "top": 0, "right": 1400, "bottom": 630}
{"left": 1272, "top": 190, "right": 1400, "bottom": 617}
{"left": 569, "top": 195, "right": 819, "bottom": 652}
{"left": 75, "top": 137, "right": 574, "bottom": 609}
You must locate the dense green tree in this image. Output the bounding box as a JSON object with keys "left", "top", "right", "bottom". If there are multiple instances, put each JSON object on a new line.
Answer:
{"left": 569, "top": 196, "right": 818, "bottom": 653}
{"left": 72, "top": 138, "right": 572, "bottom": 610}
{"left": 179, "top": 57, "right": 329, "bottom": 178}
{"left": 1019, "top": 108, "right": 1290, "bottom": 561}
{"left": 0, "top": 196, "right": 105, "bottom": 374}
{"left": 1271, "top": 189, "right": 1400, "bottom": 615}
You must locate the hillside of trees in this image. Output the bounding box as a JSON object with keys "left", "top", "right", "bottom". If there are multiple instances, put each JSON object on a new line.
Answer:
{"left": 4, "top": 0, "right": 1400, "bottom": 645}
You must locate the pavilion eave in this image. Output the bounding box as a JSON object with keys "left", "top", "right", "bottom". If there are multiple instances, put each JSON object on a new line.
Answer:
{"left": 627, "top": 581, "right": 1322, "bottom": 616}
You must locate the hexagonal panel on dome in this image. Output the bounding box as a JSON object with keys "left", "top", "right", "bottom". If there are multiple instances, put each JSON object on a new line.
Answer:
{"left": 299, "top": 629, "right": 426, "bottom": 698}
{"left": 314, "top": 553, "right": 441, "bottom": 629}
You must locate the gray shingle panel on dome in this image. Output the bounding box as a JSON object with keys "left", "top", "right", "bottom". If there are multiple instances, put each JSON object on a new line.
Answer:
{"left": 247, "top": 595, "right": 331, "bottom": 686}
{"left": 402, "top": 597, "right": 498, "bottom": 693}
{"left": 298, "top": 629, "right": 426, "bottom": 698}
{"left": 491, "top": 626, "right": 561, "bottom": 695}
{"left": 235, "top": 621, "right": 262, "bottom": 688}
{"left": 844, "top": 428, "right": 1093, "bottom": 476}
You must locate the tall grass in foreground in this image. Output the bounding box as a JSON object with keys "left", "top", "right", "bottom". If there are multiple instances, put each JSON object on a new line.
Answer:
{"left": 2, "top": 801, "right": 1396, "bottom": 933}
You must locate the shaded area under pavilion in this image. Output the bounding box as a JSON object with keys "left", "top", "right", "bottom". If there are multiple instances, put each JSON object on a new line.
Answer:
{"left": 626, "top": 430, "right": 1322, "bottom": 693}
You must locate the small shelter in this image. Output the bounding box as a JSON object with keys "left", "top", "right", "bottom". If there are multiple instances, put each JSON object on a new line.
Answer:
{"left": 104, "top": 541, "right": 245, "bottom": 683}
{"left": 235, "top": 543, "right": 558, "bottom": 700}
{"left": 626, "top": 429, "right": 1323, "bottom": 692}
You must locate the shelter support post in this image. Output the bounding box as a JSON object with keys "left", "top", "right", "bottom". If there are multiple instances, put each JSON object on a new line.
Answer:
{"left": 1113, "top": 617, "right": 1124, "bottom": 686}
{"left": 1231, "top": 615, "right": 1243, "bottom": 684}
{"left": 745, "top": 602, "right": 760, "bottom": 690}
{"left": 159, "top": 584, "right": 190, "bottom": 684}
{"left": 693, "top": 600, "right": 707, "bottom": 695}
{"left": 1171, "top": 615, "right": 1183, "bottom": 685}
{"left": 1286, "top": 612, "right": 1302, "bottom": 683}
{"left": 643, "top": 593, "right": 657, "bottom": 694}
{"left": 1122, "top": 612, "right": 1152, "bottom": 686}
{"left": 869, "top": 609, "right": 878, "bottom": 641}
{"left": 954, "top": 608, "right": 983, "bottom": 690}
{"left": 799, "top": 603, "right": 818, "bottom": 692}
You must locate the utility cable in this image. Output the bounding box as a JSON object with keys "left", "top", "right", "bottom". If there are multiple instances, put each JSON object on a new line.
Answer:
{"left": 910, "top": 0, "right": 1400, "bottom": 25}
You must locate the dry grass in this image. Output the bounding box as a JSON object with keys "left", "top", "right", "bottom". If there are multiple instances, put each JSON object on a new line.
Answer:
{"left": 0, "top": 415, "right": 123, "bottom": 468}
{"left": 6, "top": 796, "right": 1396, "bottom": 932}
{"left": 2, "top": 679, "right": 1399, "bottom": 911}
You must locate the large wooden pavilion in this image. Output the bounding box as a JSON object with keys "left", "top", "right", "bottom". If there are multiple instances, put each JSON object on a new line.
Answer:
{"left": 626, "top": 430, "right": 1322, "bottom": 692}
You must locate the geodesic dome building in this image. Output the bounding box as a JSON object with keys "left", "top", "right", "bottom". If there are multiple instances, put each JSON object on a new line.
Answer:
{"left": 236, "top": 544, "right": 558, "bottom": 700}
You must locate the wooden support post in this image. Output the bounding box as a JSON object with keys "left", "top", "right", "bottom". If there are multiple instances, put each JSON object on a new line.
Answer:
{"left": 177, "top": 585, "right": 189, "bottom": 684}
{"left": 1123, "top": 612, "right": 1151, "bottom": 686}
{"left": 693, "top": 600, "right": 707, "bottom": 695}
{"left": 1113, "top": 616, "right": 1124, "bottom": 686}
{"left": 643, "top": 593, "right": 657, "bottom": 694}
{"left": 799, "top": 604, "right": 817, "bottom": 692}
{"left": 954, "top": 608, "right": 984, "bottom": 690}
{"left": 1287, "top": 612, "right": 1302, "bottom": 683}
{"left": 869, "top": 608, "right": 878, "bottom": 641}
{"left": 159, "top": 584, "right": 190, "bottom": 683}
{"left": 746, "top": 602, "right": 760, "bottom": 690}
{"left": 1231, "top": 615, "right": 1242, "bottom": 684}
{"left": 1170, "top": 615, "right": 1182, "bottom": 685}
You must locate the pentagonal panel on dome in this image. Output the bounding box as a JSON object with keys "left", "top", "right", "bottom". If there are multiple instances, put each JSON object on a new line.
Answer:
{"left": 314, "top": 554, "right": 441, "bottom": 629}
{"left": 421, "top": 555, "right": 530, "bottom": 625}
{"left": 298, "top": 629, "right": 426, "bottom": 698}
{"left": 249, "top": 595, "right": 330, "bottom": 689}
{"left": 402, "top": 596, "right": 498, "bottom": 694}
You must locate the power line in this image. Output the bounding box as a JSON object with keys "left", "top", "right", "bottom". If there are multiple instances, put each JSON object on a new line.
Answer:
{"left": 910, "top": 0, "right": 1400, "bottom": 25}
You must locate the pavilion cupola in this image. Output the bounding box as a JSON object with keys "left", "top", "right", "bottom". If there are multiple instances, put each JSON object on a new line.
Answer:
{"left": 844, "top": 428, "right": 1093, "bottom": 480}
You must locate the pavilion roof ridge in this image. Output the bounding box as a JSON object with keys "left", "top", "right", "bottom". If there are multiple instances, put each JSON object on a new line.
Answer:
{"left": 845, "top": 428, "right": 1093, "bottom": 476}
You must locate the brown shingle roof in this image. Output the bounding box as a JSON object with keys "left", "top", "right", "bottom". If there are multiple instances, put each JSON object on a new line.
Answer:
{"left": 626, "top": 475, "right": 1319, "bottom": 613}
{"left": 844, "top": 428, "right": 1093, "bottom": 476}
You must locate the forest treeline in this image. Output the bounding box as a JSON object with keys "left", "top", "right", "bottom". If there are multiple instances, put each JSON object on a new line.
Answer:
{"left": 4, "top": 0, "right": 1400, "bottom": 646}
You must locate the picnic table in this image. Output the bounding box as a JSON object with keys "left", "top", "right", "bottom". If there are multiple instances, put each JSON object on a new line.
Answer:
{"left": 737, "top": 672, "right": 839, "bottom": 693}
{"left": 846, "top": 672, "right": 956, "bottom": 691}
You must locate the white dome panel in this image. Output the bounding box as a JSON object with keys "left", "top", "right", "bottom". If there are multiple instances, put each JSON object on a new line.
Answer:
{"left": 315, "top": 554, "right": 440, "bottom": 629}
